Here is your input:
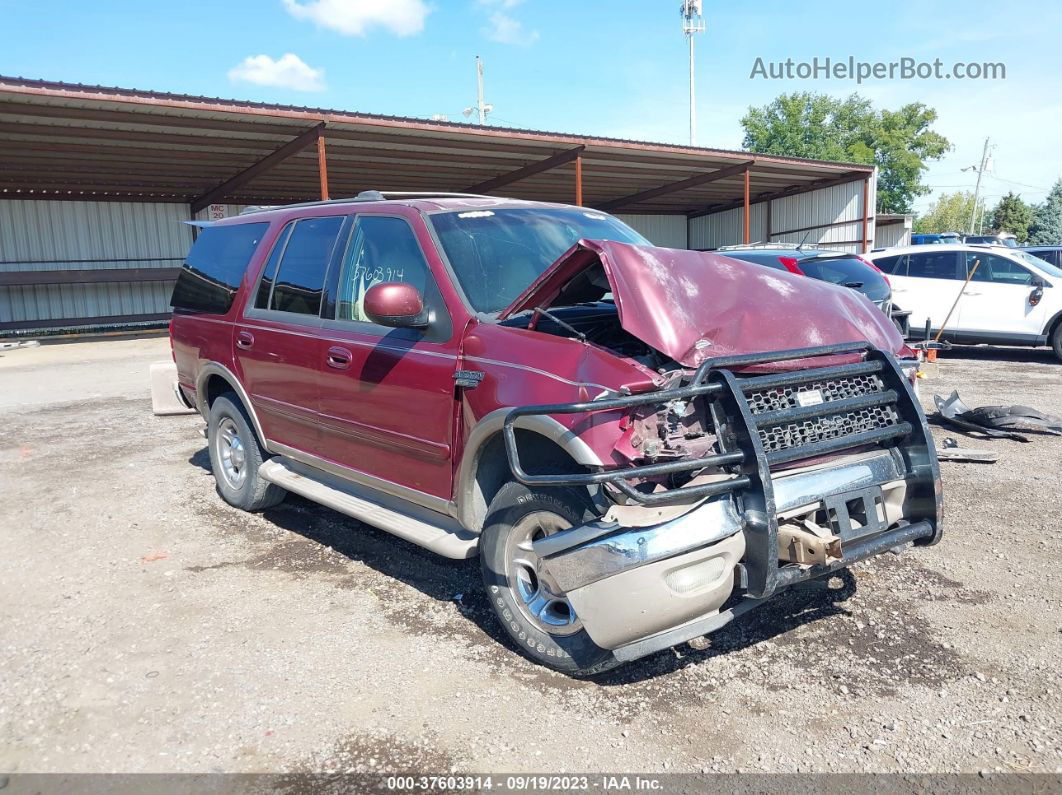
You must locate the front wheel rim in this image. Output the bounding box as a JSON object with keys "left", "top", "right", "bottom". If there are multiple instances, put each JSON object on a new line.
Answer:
{"left": 215, "top": 417, "right": 248, "bottom": 490}
{"left": 503, "top": 511, "right": 582, "bottom": 636}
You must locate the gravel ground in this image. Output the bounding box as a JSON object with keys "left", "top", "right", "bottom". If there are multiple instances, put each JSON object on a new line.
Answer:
{"left": 1, "top": 336, "right": 1060, "bottom": 776}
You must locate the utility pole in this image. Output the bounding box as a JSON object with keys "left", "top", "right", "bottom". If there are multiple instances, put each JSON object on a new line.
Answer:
{"left": 964, "top": 137, "right": 991, "bottom": 234}
{"left": 680, "top": 1, "right": 706, "bottom": 146}
{"left": 463, "top": 55, "right": 493, "bottom": 125}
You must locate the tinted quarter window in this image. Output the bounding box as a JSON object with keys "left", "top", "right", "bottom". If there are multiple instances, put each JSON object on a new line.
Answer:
{"left": 270, "top": 216, "right": 344, "bottom": 316}
{"left": 335, "top": 216, "right": 431, "bottom": 323}
{"left": 906, "top": 251, "right": 959, "bottom": 280}
{"left": 873, "top": 254, "right": 904, "bottom": 274}
{"left": 170, "top": 223, "right": 268, "bottom": 314}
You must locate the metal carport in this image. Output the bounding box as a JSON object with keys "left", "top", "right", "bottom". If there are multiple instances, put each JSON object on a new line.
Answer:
{"left": 0, "top": 76, "right": 876, "bottom": 335}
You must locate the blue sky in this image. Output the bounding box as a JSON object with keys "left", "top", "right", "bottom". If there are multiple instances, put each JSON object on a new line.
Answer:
{"left": 3, "top": 0, "right": 1060, "bottom": 212}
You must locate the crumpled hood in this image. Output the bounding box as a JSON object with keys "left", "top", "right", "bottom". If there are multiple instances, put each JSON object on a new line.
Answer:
{"left": 499, "top": 239, "right": 904, "bottom": 369}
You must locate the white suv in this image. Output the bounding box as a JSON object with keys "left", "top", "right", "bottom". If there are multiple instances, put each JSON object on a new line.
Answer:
{"left": 866, "top": 244, "right": 1062, "bottom": 361}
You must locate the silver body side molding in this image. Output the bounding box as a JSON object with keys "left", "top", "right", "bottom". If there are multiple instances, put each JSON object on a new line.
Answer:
{"left": 259, "top": 457, "right": 478, "bottom": 559}
{"left": 271, "top": 442, "right": 456, "bottom": 518}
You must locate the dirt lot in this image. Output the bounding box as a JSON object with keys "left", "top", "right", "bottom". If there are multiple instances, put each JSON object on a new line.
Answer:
{"left": 1, "top": 336, "right": 1060, "bottom": 776}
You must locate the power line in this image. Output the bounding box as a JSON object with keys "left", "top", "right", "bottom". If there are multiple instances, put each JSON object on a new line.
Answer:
{"left": 984, "top": 174, "right": 1051, "bottom": 191}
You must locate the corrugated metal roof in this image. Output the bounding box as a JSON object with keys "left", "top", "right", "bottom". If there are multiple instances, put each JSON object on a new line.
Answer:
{"left": 0, "top": 75, "right": 874, "bottom": 171}
{"left": 0, "top": 75, "right": 874, "bottom": 215}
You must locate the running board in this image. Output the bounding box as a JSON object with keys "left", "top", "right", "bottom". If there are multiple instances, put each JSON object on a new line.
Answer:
{"left": 259, "top": 458, "right": 478, "bottom": 559}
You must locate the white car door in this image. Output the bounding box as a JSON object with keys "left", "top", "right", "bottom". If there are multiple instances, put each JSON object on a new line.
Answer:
{"left": 878, "top": 250, "right": 963, "bottom": 336}
{"left": 953, "top": 251, "right": 1047, "bottom": 336}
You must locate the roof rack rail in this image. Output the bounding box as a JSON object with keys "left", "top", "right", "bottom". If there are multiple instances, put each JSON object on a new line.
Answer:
{"left": 237, "top": 190, "right": 499, "bottom": 215}
{"left": 716, "top": 242, "right": 827, "bottom": 251}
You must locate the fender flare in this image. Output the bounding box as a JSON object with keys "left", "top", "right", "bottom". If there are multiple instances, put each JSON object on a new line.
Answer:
{"left": 1043, "top": 309, "right": 1062, "bottom": 339}
{"left": 195, "top": 362, "right": 269, "bottom": 448}
{"left": 455, "top": 407, "right": 605, "bottom": 532}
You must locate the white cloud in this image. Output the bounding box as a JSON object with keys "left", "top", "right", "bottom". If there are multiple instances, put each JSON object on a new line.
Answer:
{"left": 228, "top": 53, "right": 326, "bottom": 92}
{"left": 283, "top": 0, "right": 430, "bottom": 37}
{"left": 477, "top": 0, "right": 538, "bottom": 46}
{"left": 482, "top": 11, "right": 539, "bottom": 45}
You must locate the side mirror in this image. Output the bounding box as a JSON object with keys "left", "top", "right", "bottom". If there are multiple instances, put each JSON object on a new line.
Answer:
{"left": 363, "top": 282, "right": 429, "bottom": 328}
{"left": 1030, "top": 285, "right": 1045, "bottom": 307}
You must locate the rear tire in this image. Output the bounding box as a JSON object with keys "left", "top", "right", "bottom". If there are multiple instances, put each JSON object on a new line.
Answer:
{"left": 1051, "top": 324, "right": 1062, "bottom": 363}
{"left": 479, "top": 481, "right": 619, "bottom": 676}
{"left": 207, "top": 393, "right": 286, "bottom": 511}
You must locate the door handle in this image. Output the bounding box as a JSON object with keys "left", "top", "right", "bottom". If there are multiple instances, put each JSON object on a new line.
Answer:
{"left": 236, "top": 331, "right": 254, "bottom": 349}
{"left": 326, "top": 346, "right": 353, "bottom": 369}
{"left": 962, "top": 290, "right": 982, "bottom": 296}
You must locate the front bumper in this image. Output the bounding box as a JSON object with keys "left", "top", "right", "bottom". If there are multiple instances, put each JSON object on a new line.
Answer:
{"left": 504, "top": 342, "right": 943, "bottom": 660}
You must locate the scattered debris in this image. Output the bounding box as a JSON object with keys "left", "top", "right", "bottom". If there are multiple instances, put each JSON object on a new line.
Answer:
{"left": 937, "top": 438, "right": 998, "bottom": 464}
{"left": 932, "top": 390, "right": 1062, "bottom": 442}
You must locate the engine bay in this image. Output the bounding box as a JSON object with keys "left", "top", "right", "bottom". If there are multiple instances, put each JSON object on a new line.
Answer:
{"left": 500, "top": 301, "right": 674, "bottom": 372}
{"left": 500, "top": 302, "right": 719, "bottom": 482}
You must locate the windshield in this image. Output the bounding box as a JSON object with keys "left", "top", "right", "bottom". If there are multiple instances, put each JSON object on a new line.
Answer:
{"left": 430, "top": 208, "right": 649, "bottom": 313}
{"left": 1015, "top": 250, "right": 1062, "bottom": 280}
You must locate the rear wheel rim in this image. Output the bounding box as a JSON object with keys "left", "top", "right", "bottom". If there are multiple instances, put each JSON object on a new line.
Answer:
{"left": 215, "top": 417, "right": 247, "bottom": 490}
{"left": 503, "top": 511, "right": 582, "bottom": 637}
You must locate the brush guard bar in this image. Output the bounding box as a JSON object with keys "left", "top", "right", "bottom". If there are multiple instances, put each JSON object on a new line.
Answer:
{"left": 502, "top": 341, "right": 943, "bottom": 599}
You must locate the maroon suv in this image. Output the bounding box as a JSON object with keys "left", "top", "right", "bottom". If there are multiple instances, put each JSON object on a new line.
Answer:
{"left": 168, "top": 191, "right": 943, "bottom": 675}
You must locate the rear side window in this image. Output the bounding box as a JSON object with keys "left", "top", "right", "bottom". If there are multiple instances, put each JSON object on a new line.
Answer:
{"left": 906, "top": 251, "right": 959, "bottom": 280}
{"left": 171, "top": 223, "right": 269, "bottom": 314}
{"left": 267, "top": 216, "right": 345, "bottom": 316}
{"left": 254, "top": 222, "right": 294, "bottom": 309}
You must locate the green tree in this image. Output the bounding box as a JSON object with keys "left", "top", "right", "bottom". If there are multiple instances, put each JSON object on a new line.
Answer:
{"left": 741, "top": 92, "right": 951, "bottom": 214}
{"left": 1028, "top": 180, "right": 1062, "bottom": 245}
{"left": 914, "top": 192, "right": 976, "bottom": 234}
{"left": 988, "top": 192, "right": 1033, "bottom": 242}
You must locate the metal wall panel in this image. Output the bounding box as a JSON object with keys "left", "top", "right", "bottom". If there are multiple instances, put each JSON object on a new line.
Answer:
{"left": 687, "top": 204, "right": 767, "bottom": 250}
{"left": 687, "top": 174, "right": 877, "bottom": 254}
{"left": 614, "top": 213, "right": 688, "bottom": 249}
{"left": 874, "top": 216, "right": 912, "bottom": 249}
{"left": 0, "top": 200, "right": 193, "bottom": 328}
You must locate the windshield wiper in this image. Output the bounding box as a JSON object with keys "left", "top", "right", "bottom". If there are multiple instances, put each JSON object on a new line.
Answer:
{"left": 532, "top": 306, "right": 587, "bottom": 342}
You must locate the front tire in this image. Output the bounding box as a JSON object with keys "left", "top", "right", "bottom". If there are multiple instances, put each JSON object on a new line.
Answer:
{"left": 480, "top": 481, "right": 618, "bottom": 676}
{"left": 207, "top": 393, "right": 286, "bottom": 511}
{"left": 1051, "top": 324, "right": 1062, "bottom": 363}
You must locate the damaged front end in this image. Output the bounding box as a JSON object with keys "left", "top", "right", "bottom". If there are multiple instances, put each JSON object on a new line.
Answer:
{"left": 502, "top": 342, "right": 943, "bottom": 662}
